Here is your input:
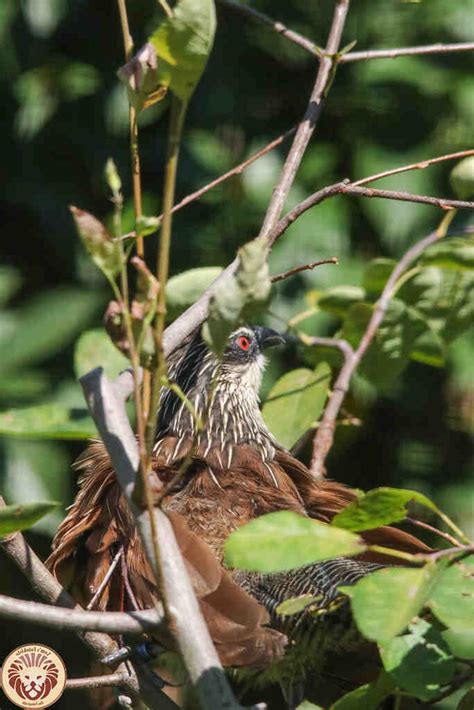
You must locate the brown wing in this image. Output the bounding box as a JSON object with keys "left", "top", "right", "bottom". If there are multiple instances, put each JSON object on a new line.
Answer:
{"left": 46, "top": 440, "right": 286, "bottom": 668}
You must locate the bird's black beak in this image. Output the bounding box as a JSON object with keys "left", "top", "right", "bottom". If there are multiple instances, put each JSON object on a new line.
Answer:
{"left": 254, "top": 326, "right": 286, "bottom": 350}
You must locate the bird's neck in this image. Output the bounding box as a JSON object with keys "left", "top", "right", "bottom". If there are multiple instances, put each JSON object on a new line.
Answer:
{"left": 156, "top": 351, "right": 277, "bottom": 463}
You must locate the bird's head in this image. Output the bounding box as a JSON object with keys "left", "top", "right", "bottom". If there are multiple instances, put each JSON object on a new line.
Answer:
{"left": 157, "top": 325, "right": 285, "bottom": 447}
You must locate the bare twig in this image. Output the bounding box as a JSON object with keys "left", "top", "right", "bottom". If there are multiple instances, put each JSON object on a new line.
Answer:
{"left": 341, "top": 184, "right": 474, "bottom": 211}
{"left": 353, "top": 148, "right": 474, "bottom": 187}
{"left": 218, "top": 0, "right": 321, "bottom": 57}
{"left": 259, "top": 0, "right": 351, "bottom": 238}
{"left": 271, "top": 257, "right": 338, "bottom": 283}
{"left": 0, "top": 594, "right": 165, "bottom": 634}
{"left": 309, "top": 219, "right": 455, "bottom": 478}
{"left": 340, "top": 42, "right": 474, "bottom": 63}
{"left": 66, "top": 673, "right": 129, "bottom": 690}
{"left": 300, "top": 335, "right": 354, "bottom": 363}
{"left": 87, "top": 546, "right": 124, "bottom": 610}
{"left": 219, "top": 0, "right": 474, "bottom": 64}
{"left": 80, "top": 368, "right": 252, "bottom": 710}
{"left": 405, "top": 517, "right": 463, "bottom": 548}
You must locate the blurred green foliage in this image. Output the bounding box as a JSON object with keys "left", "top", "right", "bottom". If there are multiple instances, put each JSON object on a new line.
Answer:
{"left": 0, "top": 0, "right": 473, "bottom": 707}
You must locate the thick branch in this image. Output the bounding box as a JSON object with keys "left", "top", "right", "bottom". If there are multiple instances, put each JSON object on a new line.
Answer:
{"left": 259, "top": 0, "right": 350, "bottom": 238}
{"left": 80, "top": 368, "right": 253, "bottom": 710}
{"left": 0, "top": 594, "right": 165, "bottom": 634}
{"left": 66, "top": 673, "right": 129, "bottom": 690}
{"left": 309, "top": 227, "right": 449, "bottom": 477}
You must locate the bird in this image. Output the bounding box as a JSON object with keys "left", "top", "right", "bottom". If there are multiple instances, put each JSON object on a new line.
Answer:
{"left": 47, "top": 325, "right": 429, "bottom": 706}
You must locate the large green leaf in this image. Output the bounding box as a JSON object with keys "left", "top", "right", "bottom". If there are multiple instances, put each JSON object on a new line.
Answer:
{"left": 442, "top": 629, "right": 474, "bottom": 660}
{"left": 0, "top": 288, "right": 103, "bottom": 374}
{"left": 166, "top": 266, "right": 222, "bottom": 320}
{"left": 0, "top": 403, "right": 96, "bottom": 440}
{"left": 150, "top": 0, "right": 216, "bottom": 102}
{"left": 0, "top": 500, "right": 60, "bottom": 536}
{"left": 342, "top": 564, "right": 441, "bottom": 643}
{"left": 224, "top": 511, "right": 365, "bottom": 573}
{"left": 380, "top": 619, "right": 455, "bottom": 701}
{"left": 203, "top": 239, "right": 271, "bottom": 355}
{"left": 331, "top": 487, "right": 439, "bottom": 532}
{"left": 74, "top": 328, "right": 129, "bottom": 379}
{"left": 428, "top": 555, "right": 474, "bottom": 630}
{"left": 262, "top": 363, "right": 331, "bottom": 449}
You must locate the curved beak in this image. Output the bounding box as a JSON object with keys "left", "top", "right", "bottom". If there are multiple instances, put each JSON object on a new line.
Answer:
{"left": 254, "top": 326, "right": 286, "bottom": 350}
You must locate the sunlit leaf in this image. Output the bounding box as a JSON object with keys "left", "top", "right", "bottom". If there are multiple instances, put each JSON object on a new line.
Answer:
{"left": 224, "top": 511, "right": 366, "bottom": 573}
{"left": 150, "top": 0, "right": 216, "bottom": 102}
{"left": 262, "top": 364, "right": 331, "bottom": 449}
{"left": 343, "top": 564, "right": 441, "bottom": 643}
{"left": 428, "top": 555, "right": 474, "bottom": 630}
{"left": 0, "top": 500, "right": 60, "bottom": 537}
{"left": 0, "top": 403, "right": 95, "bottom": 440}
{"left": 420, "top": 237, "right": 474, "bottom": 271}
{"left": 203, "top": 239, "right": 271, "bottom": 355}
{"left": 166, "top": 266, "right": 222, "bottom": 320}
{"left": 276, "top": 594, "right": 319, "bottom": 617}
{"left": 442, "top": 629, "right": 474, "bottom": 660}
{"left": 318, "top": 285, "right": 365, "bottom": 319}
{"left": 332, "top": 487, "right": 439, "bottom": 532}
{"left": 74, "top": 328, "right": 129, "bottom": 379}
{"left": 450, "top": 156, "right": 474, "bottom": 199}
{"left": 329, "top": 671, "right": 395, "bottom": 709}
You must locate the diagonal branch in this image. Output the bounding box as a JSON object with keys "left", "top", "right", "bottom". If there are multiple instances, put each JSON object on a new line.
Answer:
{"left": 309, "top": 222, "right": 454, "bottom": 478}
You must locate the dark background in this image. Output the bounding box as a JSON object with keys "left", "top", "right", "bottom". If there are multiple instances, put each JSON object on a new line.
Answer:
{"left": 0, "top": 1, "right": 473, "bottom": 707}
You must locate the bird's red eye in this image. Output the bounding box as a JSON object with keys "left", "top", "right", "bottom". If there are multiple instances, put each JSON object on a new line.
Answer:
{"left": 238, "top": 335, "right": 250, "bottom": 351}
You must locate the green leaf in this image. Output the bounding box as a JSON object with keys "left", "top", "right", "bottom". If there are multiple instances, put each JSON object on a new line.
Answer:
{"left": 428, "top": 555, "right": 474, "bottom": 630}
{"left": 0, "top": 288, "right": 103, "bottom": 375}
{"left": 262, "top": 364, "right": 331, "bottom": 449}
{"left": 318, "top": 285, "right": 365, "bottom": 319}
{"left": 380, "top": 618, "right": 455, "bottom": 701}
{"left": 203, "top": 239, "right": 271, "bottom": 355}
{"left": 343, "top": 564, "right": 441, "bottom": 643}
{"left": 70, "top": 205, "right": 123, "bottom": 281}
{"left": 0, "top": 265, "right": 21, "bottom": 306}
{"left": 342, "top": 299, "right": 428, "bottom": 388}
{"left": 166, "top": 266, "right": 222, "bottom": 320}
{"left": 0, "top": 501, "right": 60, "bottom": 537}
{"left": 420, "top": 237, "right": 474, "bottom": 271}
{"left": 297, "top": 703, "right": 323, "bottom": 710}
{"left": 332, "top": 487, "right": 439, "bottom": 532}
{"left": 276, "top": 594, "right": 319, "bottom": 617}
{"left": 399, "top": 267, "right": 474, "bottom": 345}
{"left": 224, "top": 511, "right": 366, "bottom": 573}
{"left": 330, "top": 671, "right": 395, "bottom": 710}
{"left": 0, "top": 403, "right": 96, "bottom": 440}
{"left": 74, "top": 328, "right": 129, "bottom": 379}
{"left": 150, "top": 0, "right": 216, "bottom": 102}
{"left": 450, "top": 156, "right": 474, "bottom": 199}
{"left": 442, "top": 629, "right": 474, "bottom": 660}
{"left": 362, "top": 258, "right": 396, "bottom": 300}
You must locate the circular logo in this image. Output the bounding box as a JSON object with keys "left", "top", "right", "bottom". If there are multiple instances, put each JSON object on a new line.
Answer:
{"left": 1, "top": 644, "right": 67, "bottom": 708}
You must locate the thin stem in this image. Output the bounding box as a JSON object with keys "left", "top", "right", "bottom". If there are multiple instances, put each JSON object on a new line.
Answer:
{"left": 86, "top": 547, "right": 124, "bottom": 610}
{"left": 341, "top": 184, "right": 474, "bottom": 211}
{"left": 405, "top": 518, "right": 463, "bottom": 548}
{"left": 66, "top": 673, "right": 129, "bottom": 690}
{"left": 352, "top": 148, "right": 474, "bottom": 187}
{"left": 341, "top": 42, "right": 474, "bottom": 63}
{"left": 146, "top": 97, "right": 187, "bottom": 456}
{"left": 271, "top": 257, "right": 338, "bottom": 283}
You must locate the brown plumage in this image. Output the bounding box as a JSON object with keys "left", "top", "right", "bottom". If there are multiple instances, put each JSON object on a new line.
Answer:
{"left": 47, "top": 325, "right": 429, "bottom": 701}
